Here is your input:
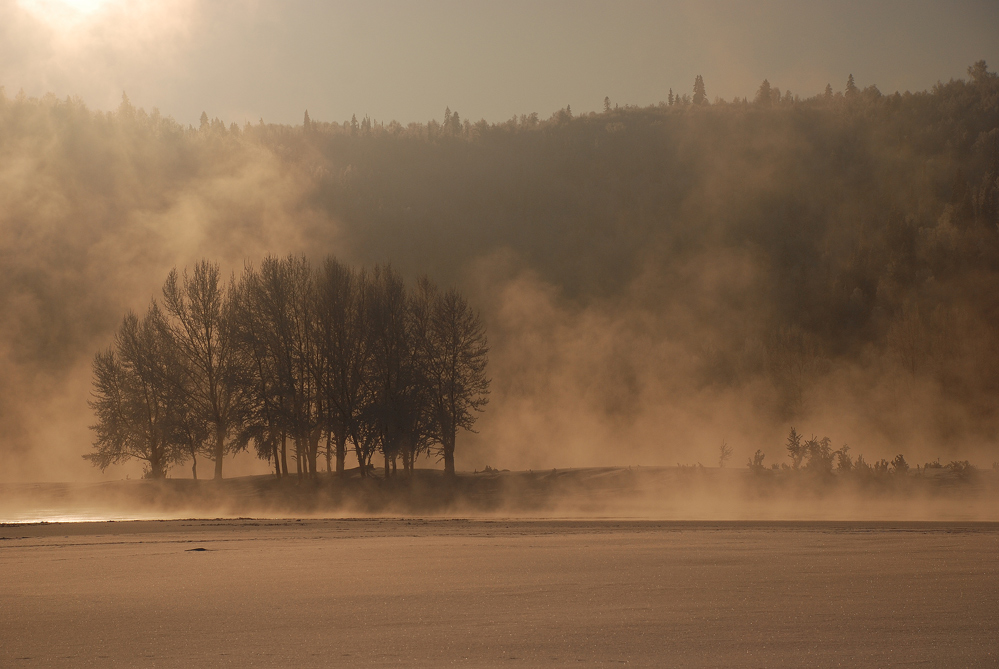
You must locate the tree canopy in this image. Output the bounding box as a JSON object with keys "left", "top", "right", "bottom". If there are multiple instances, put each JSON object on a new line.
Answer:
{"left": 88, "top": 257, "right": 489, "bottom": 479}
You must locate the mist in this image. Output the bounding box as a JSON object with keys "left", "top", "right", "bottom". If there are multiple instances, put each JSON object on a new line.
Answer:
{"left": 7, "top": 8, "right": 999, "bottom": 668}
{"left": 1, "top": 61, "right": 998, "bottom": 490}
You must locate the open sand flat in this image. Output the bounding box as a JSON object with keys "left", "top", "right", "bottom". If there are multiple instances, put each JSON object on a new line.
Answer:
{"left": 1, "top": 519, "right": 997, "bottom": 666}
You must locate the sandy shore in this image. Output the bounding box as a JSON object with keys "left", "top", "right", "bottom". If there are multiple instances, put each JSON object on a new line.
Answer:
{"left": 1, "top": 519, "right": 997, "bottom": 666}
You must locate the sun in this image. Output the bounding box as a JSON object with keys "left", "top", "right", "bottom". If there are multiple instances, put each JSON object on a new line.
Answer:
{"left": 16, "top": 0, "right": 192, "bottom": 60}
{"left": 18, "top": 0, "right": 117, "bottom": 25}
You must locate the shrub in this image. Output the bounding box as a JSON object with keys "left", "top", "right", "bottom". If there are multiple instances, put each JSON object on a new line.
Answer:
{"left": 785, "top": 428, "right": 804, "bottom": 469}
{"left": 747, "top": 449, "right": 766, "bottom": 472}
{"left": 948, "top": 460, "right": 976, "bottom": 480}
{"left": 835, "top": 445, "right": 853, "bottom": 472}
{"left": 804, "top": 436, "right": 834, "bottom": 474}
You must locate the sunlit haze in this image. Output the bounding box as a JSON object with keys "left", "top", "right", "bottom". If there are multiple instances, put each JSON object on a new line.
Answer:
{"left": 2, "top": 0, "right": 997, "bottom": 126}
{"left": 19, "top": 0, "right": 114, "bottom": 19}
{"left": 2, "top": 3, "right": 999, "bottom": 664}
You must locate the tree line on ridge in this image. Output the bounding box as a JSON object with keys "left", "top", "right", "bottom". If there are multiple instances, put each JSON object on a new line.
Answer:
{"left": 1, "top": 62, "right": 997, "bottom": 470}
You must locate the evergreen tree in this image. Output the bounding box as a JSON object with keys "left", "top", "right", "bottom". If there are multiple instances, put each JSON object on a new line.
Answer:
{"left": 755, "top": 79, "right": 773, "bottom": 107}
{"left": 693, "top": 75, "right": 707, "bottom": 105}
{"left": 785, "top": 427, "right": 804, "bottom": 469}
{"left": 846, "top": 74, "right": 858, "bottom": 98}
{"left": 967, "top": 60, "right": 995, "bottom": 84}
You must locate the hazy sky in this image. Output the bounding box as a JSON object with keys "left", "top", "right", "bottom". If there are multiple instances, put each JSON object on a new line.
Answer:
{"left": 2, "top": 0, "right": 998, "bottom": 126}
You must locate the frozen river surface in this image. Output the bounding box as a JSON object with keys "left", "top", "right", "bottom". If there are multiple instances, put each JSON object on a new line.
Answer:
{"left": 1, "top": 519, "right": 996, "bottom": 666}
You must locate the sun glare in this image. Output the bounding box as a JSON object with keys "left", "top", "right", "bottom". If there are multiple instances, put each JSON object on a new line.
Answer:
{"left": 18, "top": 0, "right": 116, "bottom": 27}
{"left": 15, "top": 0, "right": 191, "bottom": 56}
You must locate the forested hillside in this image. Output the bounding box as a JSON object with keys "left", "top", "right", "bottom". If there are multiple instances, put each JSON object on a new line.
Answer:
{"left": 1, "top": 62, "right": 997, "bottom": 478}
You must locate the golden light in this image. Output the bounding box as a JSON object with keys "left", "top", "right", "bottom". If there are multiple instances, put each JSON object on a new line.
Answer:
{"left": 15, "top": 0, "right": 194, "bottom": 58}
{"left": 18, "top": 0, "right": 117, "bottom": 24}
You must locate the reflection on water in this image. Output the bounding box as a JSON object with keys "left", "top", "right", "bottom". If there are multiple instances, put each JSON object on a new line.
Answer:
{"left": 0, "top": 509, "right": 187, "bottom": 524}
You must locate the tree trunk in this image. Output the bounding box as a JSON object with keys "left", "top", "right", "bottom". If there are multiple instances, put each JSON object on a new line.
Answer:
{"left": 273, "top": 441, "right": 281, "bottom": 477}
{"left": 351, "top": 432, "right": 367, "bottom": 477}
{"left": 295, "top": 436, "right": 303, "bottom": 479}
{"left": 308, "top": 427, "right": 321, "bottom": 478}
{"left": 280, "top": 432, "right": 289, "bottom": 477}
{"left": 443, "top": 432, "right": 456, "bottom": 478}
{"left": 325, "top": 432, "right": 333, "bottom": 476}
{"left": 149, "top": 440, "right": 164, "bottom": 479}
{"left": 191, "top": 452, "right": 198, "bottom": 480}
{"left": 213, "top": 426, "right": 225, "bottom": 480}
{"left": 149, "top": 453, "right": 165, "bottom": 479}
{"left": 384, "top": 451, "right": 391, "bottom": 479}
{"left": 337, "top": 433, "right": 347, "bottom": 478}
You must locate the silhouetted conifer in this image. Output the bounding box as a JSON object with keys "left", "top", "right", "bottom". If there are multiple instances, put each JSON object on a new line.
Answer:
{"left": 693, "top": 75, "right": 707, "bottom": 105}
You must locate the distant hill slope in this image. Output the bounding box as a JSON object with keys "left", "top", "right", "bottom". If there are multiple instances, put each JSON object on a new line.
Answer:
{"left": 0, "top": 63, "right": 997, "bottom": 478}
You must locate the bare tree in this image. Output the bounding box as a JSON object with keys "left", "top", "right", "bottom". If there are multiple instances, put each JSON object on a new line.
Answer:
{"left": 171, "top": 399, "right": 210, "bottom": 480}
{"left": 87, "top": 305, "right": 181, "bottom": 478}
{"left": 366, "top": 265, "right": 421, "bottom": 477}
{"left": 283, "top": 257, "right": 324, "bottom": 477}
{"left": 233, "top": 269, "right": 286, "bottom": 476}
{"left": 315, "top": 257, "right": 373, "bottom": 477}
{"left": 161, "top": 260, "right": 247, "bottom": 480}
{"left": 397, "top": 276, "right": 441, "bottom": 473}
{"left": 244, "top": 256, "right": 323, "bottom": 478}
{"left": 91, "top": 257, "right": 492, "bottom": 484}
{"left": 424, "top": 287, "right": 489, "bottom": 477}
{"left": 718, "top": 440, "right": 733, "bottom": 468}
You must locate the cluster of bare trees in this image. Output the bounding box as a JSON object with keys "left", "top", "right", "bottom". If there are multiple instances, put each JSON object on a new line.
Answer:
{"left": 87, "top": 257, "right": 489, "bottom": 480}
